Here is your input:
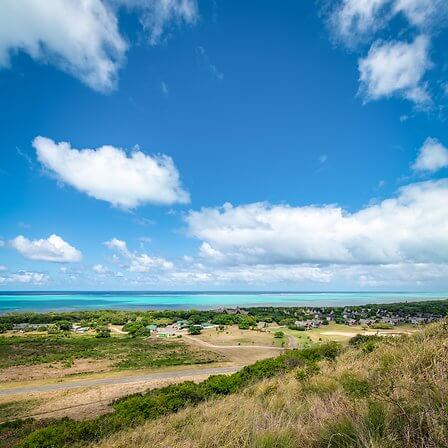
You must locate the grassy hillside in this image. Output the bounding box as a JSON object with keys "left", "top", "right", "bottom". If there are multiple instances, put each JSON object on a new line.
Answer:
{"left": 91, "top": 322, "right": 448, "bottom": 448}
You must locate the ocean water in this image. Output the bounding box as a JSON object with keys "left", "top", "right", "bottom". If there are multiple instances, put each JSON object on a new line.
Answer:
{"left": 0, "top": 291, "right": 447, "bottom": 313}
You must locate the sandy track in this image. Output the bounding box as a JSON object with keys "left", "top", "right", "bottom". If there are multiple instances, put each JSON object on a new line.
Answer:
{"left": 287, "top": 335, "right": 299, "bottom": 348}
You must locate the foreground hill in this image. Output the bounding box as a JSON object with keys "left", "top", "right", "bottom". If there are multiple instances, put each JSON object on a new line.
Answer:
{"left": 91, "top": 322, "right": 448, "bottom": 448}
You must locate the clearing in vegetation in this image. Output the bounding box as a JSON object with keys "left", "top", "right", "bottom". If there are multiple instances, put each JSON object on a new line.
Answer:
{"left": 0, "top": 334, "right": 223, "bottom": 383}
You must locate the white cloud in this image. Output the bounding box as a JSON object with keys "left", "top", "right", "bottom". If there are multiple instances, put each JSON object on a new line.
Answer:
{"left": 358, "top": 36, "right": 431, "bottom": 104}
{"left": 0, "top": 271, "right": 49, "bottom": 285}
{"left": 0, "top": 0, "right": 126, "bottom": 92}
{"left": 0, "top": 265, "right": 7, "bottom": 271}
{"left": 105, "top": 237, "right": 173, "bottom": 272}
{"left": 392, "top": 0, "right": 446, "bottom": 27}
{"left": 318, "top": 154, "right": 328, "bottom": 164}
{"left": 331, "top": 0, "right": 390, "bottom": 43}
{"left": 199, "top": 242, "right": 225, "bottom": 261}
{"left": 328, "top": 0, "right": 448, "bottom": 107}
{"left": 93, "top": 264, "right": 109, "bottom": 274}
{"left": 33, "top": 136, "right": 190, "bottom": 209}
{"left": 0, "top": 0, "right": 198, "bottom": 91}
{"left": 164, "top": 264, "right": 333, "bottom": 285}
{"left": 117, "top": 0, "right": 198, "bottom": 45}
{"left": 0, "top": 240, "right": 4, "bottom": 247}
{"left": 412, "top": 137, "right": 448, "bottom": 172}
{"left": 330, "top": 0, "right": 446, "bottom": 43}
{"left": 186, "top": 179, "right": 448, "bottom": 267}
{"left": 10, "top": 234, "right": 82, "bottom": 262}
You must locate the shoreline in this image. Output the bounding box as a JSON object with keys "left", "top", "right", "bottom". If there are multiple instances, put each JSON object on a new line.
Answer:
{"left": 0, "top": 292, "right": 447, "bottom": 314}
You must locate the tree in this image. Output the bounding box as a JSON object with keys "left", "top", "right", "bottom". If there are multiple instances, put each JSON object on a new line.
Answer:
{"left": 95, "top": 327, "right": 111, "bottom": 338}
{"left": 188, "top": 326, "right": 202, "bottom": 335}
{"left": 274, "top": 331, "right": 284, "bottom": 338}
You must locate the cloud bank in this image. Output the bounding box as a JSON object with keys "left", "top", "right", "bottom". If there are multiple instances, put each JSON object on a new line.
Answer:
{"left": 33, "top": 136, "right": 190, "bottom": 209}
{"left": 186, "top": 180, "right": 448, "bottom": 266}
{"left": 0, "top": 271, "right": 49, "bottom": 285}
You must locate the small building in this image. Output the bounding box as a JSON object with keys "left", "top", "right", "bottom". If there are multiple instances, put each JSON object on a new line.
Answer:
{"left": 173, "top": 320, "right": 190, "bottom": 330}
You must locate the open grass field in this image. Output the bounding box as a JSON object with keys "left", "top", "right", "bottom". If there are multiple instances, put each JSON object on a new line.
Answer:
{"left": 0, "top": 334, "right": 223, "bottom": 383}
{"left": 195, "top": 325, "right": 285, "bottom": 347}
{"left": 283, "top": 323, "right": 417, "bottom": 347}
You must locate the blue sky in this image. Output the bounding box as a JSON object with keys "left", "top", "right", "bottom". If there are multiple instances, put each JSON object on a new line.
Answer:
{"left": 1, "top": 0, "right": 448, "bottom": 291}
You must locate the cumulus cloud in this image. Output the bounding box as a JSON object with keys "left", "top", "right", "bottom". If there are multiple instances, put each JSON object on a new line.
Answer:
{"left": 0, "top": 271, "right": 49, "bottom": 285}
{"left": 358, "top": 36, "right": 431, "bottom": 104}
{"left": 10, "top": 234, "right": 82, "bottom": 262}
{"left": 186, "top": 179, "right": 448, "bottom": 266}
{"left": 105, "top": 237, "right": 173, "bottom": 272}
{"left": 327, "top": 0, "right": 448, "bottom": 107}
{"left": 33, "top": 136, "right": 190, "bottom": 209}
{"left": 0, "top": 0, "right": 198, "bottom": 91}
{"left": 0, "top": 0, "right": 126, "bottom": 92}
{"left": 412, "top": 137, "right": 448, "bottom": 172}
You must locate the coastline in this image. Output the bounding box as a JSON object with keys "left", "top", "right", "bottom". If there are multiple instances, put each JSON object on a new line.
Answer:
{"left": 0, "top": 291, "right": 447, "bottom": 314}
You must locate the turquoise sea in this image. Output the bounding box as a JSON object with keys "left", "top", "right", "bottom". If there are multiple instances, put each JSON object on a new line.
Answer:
{"left": 0, "top": 291, "right": 447, "bottom": 313}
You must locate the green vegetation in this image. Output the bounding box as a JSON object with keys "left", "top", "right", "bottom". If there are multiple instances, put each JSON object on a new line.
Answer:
{"left": 0, "top": 334, "right": 219, "bottom": 370}
{"left": 7, "top": 342, "right": 341, "bottom": 448}
{"left": 2, "top": 299, "right": 446, "bottom": 334}
{"left": 188, "top": 326, "right": 201, "bottom": 335}
{"left": 273, "top": 331, "right": 284, "bottom": 338}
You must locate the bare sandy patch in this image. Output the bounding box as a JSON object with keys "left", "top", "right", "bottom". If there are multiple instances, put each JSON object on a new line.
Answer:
{"left": 196, "top": 326, "right": 277, "bottom": 347}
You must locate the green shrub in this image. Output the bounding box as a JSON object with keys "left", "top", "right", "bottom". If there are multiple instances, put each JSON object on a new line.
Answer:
{"left": 274, "top": 331, "right": 284, "bottom": 338}
{"left": 95, "top": 327, "right": 111, "bottom": 338}
{"left": 340, "top": 373, "right": 372, "bottom": 398}
{"left": 295, "top": 362, "right": 320, "bottom": 381}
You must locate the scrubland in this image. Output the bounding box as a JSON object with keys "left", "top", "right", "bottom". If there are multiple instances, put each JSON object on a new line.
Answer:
{"left": 92, "top": 322, "right": 448, "bottom": 448}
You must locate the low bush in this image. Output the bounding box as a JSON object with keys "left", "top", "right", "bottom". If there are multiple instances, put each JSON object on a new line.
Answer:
{"left": 339, "top": 373, "right": 372, "bottom": 398}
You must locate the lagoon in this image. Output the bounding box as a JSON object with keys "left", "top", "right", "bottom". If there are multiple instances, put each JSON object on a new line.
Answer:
{"left": 0, "top": 291, "right": 447, "bottom": 313}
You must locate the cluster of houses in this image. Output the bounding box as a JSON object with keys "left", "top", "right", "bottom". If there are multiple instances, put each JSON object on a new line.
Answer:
{"left": 217, "top": 307, "right": 249, "bottom": 315}
{"left": 292, "top": 306, "right": 444, "bottom": 330}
